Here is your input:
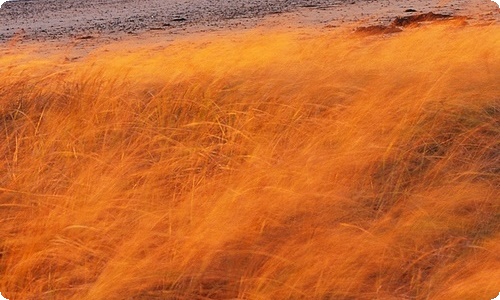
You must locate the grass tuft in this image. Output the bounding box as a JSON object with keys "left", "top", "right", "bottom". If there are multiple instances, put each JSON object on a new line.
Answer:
{"left": 0, "top": 23, "right": 499, "bottom": 299}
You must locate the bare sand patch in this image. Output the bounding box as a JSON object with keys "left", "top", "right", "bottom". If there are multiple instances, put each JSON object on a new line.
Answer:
{"left": 0, "top": 0, "right": 498, "bottom": 54}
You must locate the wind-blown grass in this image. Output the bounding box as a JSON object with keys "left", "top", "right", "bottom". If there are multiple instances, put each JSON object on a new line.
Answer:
{"left": 0, "top": 23, "right": 499, "bottom": 299}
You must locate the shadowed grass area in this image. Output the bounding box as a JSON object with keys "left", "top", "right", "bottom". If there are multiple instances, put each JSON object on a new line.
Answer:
{"left": 0, "top": 23, "right": 499, "bottom": 299}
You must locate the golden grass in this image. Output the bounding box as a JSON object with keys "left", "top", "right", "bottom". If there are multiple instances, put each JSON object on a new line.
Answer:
{"left": 0, "top": 23, "right": 499, "bottom": 299}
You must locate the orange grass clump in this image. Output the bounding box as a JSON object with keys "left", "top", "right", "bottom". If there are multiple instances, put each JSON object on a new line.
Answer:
{"left": 0, "top": 23, "right": 499, "bottom": 299}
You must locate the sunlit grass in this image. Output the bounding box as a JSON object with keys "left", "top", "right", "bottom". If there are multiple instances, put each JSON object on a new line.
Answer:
{"left": 0, "top": 23, "right": 499, "bottom": 299}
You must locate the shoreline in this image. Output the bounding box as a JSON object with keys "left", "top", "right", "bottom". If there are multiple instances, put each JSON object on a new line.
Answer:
{"left": 1, "top": 0, "right": 498, "bottom": 46}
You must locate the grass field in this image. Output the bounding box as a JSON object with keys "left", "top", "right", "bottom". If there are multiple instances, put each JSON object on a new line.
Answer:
{"left": 0, "top": 22, "right": 499, "bottom": 299}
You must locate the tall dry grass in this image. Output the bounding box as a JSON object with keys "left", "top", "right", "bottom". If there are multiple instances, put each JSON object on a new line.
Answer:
{"left": 0, "top": 22, "right": 499, "bottom": 299}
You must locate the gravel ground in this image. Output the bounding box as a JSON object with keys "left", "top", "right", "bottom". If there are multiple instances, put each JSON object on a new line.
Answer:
{"left": 0, "top": 0, "right": 498, "bottom": 44}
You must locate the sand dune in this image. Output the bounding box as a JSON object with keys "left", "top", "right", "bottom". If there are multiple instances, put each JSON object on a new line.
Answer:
{"left": 0, "top": 1, "right": 499, "bottom": 299}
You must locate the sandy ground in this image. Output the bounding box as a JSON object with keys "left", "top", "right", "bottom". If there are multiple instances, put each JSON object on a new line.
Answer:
{"left": 0, "top": 0, "right": 499, "bottom": 52}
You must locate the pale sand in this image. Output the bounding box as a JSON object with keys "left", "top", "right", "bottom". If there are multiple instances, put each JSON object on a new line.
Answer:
{"left": 0, "top": 0, "right": 498, "bottom": 55}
